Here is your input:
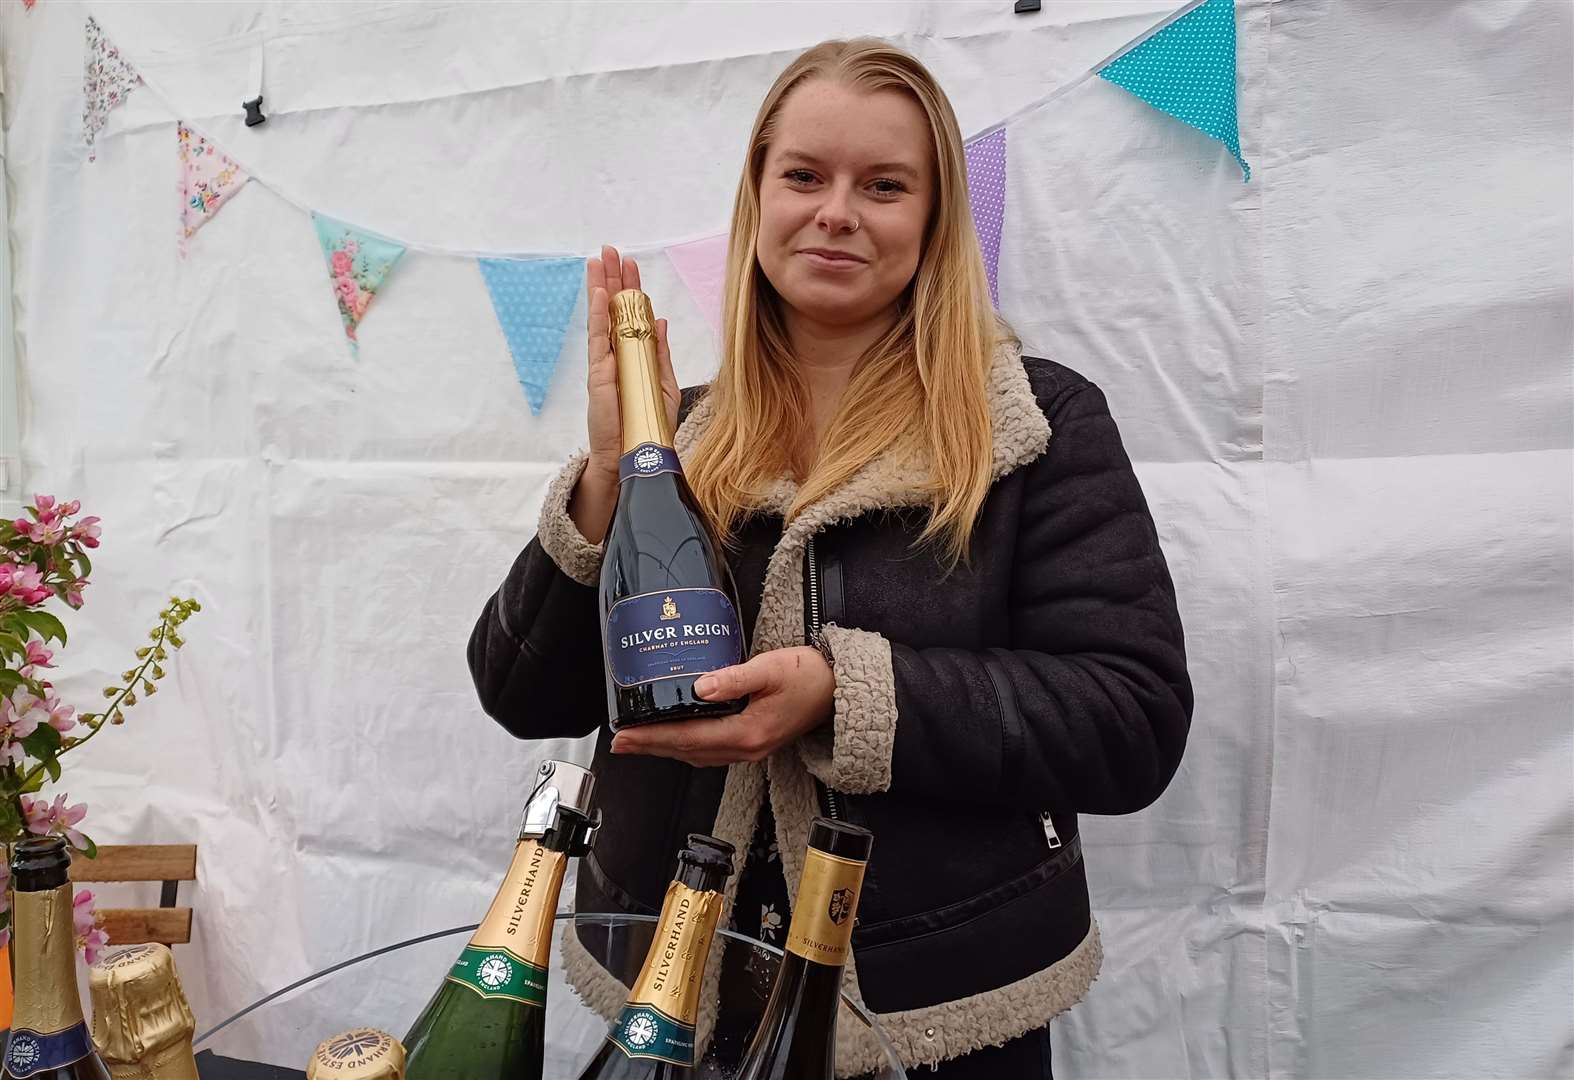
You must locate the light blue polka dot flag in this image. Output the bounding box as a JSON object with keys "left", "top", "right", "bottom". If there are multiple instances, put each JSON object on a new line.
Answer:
{"left": 1098, "top": 0, "right": 1250, "bottom": 181}
{"left": 477, "top": 256, "right": 585, "bottom": 415}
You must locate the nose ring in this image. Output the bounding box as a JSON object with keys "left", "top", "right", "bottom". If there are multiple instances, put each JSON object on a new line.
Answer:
{"left": 848, "top": 218, "right": 860, "bottom": 233}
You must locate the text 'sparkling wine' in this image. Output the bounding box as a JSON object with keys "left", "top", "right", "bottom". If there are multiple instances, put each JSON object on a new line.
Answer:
{"left": 402, "top": 760, "right": 600, "bottom": 1079}
{"left": 3, "top": 837, "right": 112, "bottom": 1080}
{"left": 733, "top": 818, "right": 873, "bottom": 1080}
{"left": 599, "top": 288, "right": 747, "bottom": 732}
{"left": 575, "top": 834, "right": 736, "bottom": 1080}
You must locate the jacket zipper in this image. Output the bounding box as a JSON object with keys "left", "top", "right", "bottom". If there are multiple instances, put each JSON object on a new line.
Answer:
{"left": 806, "top": 535, "right": 843, "bottom": 822}
{"left": 1040, "top": 810, "right": 1063, "bottom": 850}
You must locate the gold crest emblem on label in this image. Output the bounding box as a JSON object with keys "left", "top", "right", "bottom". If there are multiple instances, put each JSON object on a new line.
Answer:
{"left": 785, "top": 849, "right": 866, "bottom": 966}
{"left": 660, "top": 596, "right": 681, "bottom": 621}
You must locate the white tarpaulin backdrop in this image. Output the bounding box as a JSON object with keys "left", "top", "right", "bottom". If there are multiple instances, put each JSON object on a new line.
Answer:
{"left": 2, "top": 0, "right": 1571, "bottom": 1075}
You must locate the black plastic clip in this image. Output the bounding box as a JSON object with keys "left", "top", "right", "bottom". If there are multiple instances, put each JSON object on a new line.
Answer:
{"left": 242, "top": 95, "right": 266, "bottom": 127}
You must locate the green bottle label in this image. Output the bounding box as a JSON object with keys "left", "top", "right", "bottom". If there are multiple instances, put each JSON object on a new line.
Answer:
{"left": 444, "top": 945, "right": 548, "bottom": 1007}
{"left": 607, "top": 1002, "right": 697, "bottom": 1066}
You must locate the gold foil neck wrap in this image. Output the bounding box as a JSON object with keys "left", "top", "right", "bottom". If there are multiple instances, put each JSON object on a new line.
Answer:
{"left": 307, "top": 1029, "right": 406, "bottom": 1079}
{"left": 467, "top": 840, "right": 567, "bottom": 968}
{"left": 89, "top": 942, "right": 199, "bottom": 1078}
{"left": 608, "top": 288, "right": 674, "bottom": 453}
{"left": 11, "top": 885, "right": 88, "bottom": 1035}
{"left": 626, "top": 882, "right": 727, "bottom": 1026}
{"left": 785, "top": 849, "right": 867, "bottom": 967}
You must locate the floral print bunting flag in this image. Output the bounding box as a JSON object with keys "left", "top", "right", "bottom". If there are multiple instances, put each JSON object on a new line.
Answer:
{"left": 178, "top": 124, "right": 249, "bottom": 255}
{"left": 83, "top": 15, "right": 141, "bottom": 162}
{"left": 312, "top": 214, "right": 407, "bottom": 352}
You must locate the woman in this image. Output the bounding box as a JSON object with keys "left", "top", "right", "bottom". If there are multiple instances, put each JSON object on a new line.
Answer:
{"left": 469, "top": 38, "right": 1193, "bottom": 1079}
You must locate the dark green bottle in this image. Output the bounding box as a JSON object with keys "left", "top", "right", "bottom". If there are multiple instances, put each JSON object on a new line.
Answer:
{"left": 403, "top": 760, "right": 600, "bottom": 1078}
{"left": 575, "top": 835, "right": 736, "bottom": 1080}
{"left": 732, "top": 818, "right": 873, "bottom": 1080}
{"left": 3, "top": 837, "right": 112, "bottom": 1080}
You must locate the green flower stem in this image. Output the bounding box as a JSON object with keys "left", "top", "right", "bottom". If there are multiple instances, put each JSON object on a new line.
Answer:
{"left": 13, "top": 620, "right": 173, "bottom": 795}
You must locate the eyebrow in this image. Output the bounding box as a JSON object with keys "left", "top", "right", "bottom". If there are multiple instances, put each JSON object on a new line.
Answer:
{"left": 776, "top": 150, "right": 922, "bottom": 180}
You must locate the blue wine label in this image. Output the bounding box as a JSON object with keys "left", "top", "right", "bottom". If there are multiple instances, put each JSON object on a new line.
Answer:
{"left": 445, "top": 945, "right": 549, "bottom": 1007}
{"left": 606, "top": 588, "right": 743, "bottom": 687}
{"left": 619, "top": 442, "right": 683, "bottom": 482}
{"left": 608, "top": 1003, "right": 698, "bottom": 1066}
{"left": 4, "top": 1022, "right": 93, "bottom": 1076}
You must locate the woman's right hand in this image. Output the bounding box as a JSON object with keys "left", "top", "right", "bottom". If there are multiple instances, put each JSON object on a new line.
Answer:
{"left": 570, "top": 245, "right": 679, "bottom": 545}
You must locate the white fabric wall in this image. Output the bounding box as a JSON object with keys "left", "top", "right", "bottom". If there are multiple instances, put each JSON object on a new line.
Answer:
{"left": 2, "top": 1, "right": 1570, "bottom": 1075}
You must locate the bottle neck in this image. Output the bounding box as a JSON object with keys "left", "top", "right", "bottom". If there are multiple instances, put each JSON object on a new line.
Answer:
{"left": 466, "top": 838, "right": 569, "bottom": 969}
{"left": 11, "top": 884, "right": 88, "bottom": 1034}
{"left": 624, "top": 880, "right": 726, "bottom": 1027}
{"left": 784, "top": 848, "right": 865, "bottom": 968}
{"left": 613, "top": 319, "right": 674, "bottom": 454}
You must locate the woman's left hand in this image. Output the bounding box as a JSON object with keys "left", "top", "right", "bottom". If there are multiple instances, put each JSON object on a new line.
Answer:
{"left": 610, "top": 647, "right": 834, "bottom": 768}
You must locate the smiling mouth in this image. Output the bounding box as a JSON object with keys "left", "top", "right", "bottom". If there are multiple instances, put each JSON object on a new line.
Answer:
{"left": 798, "top": 249, "right": 867, "bottom": 265}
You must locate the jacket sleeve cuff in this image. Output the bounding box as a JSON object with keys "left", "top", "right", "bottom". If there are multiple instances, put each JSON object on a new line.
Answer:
{"left": 537, "top": 452, "right": 605, "bottom": 587}
{"left": 799, "top": 623, "right": 897, "bottom": 794}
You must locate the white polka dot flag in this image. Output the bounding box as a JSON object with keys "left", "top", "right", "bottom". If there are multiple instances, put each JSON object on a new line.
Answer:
{"left": 1098, "top": 0, "right": 1250, "bottom": 181}
{"left": 963, "top": 128, "right": 1008, "bottom": 308}
{"left": 477, "top": 257, "right": 586, "bottom": 415}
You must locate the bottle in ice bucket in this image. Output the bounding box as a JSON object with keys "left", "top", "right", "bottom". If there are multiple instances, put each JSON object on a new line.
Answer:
{"left": 2, "top": 836, "right": 111, "bottom": 1079}
{"left": 88, "top": 943, "right": 199, "bottom": 1078}
{"left": 733, "top": 818, "right": 873, "bottom": 1080}
{"left": 307, "top": 1029, "right": 405, "bottom": 1079}
{"left": 575, "top": 834, "right": 736, "bottom": 1079}
{"left": 402, "top": 759, "right": 601, "bottom": 1079}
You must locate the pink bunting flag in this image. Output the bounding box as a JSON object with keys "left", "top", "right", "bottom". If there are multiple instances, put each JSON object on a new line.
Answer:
{"left": 665, "top": 233, "right": 731, "bottom": 336}
{"left": 178, "top": 124, "right": 249, "bottom": 255}
{"left": 83, "top": 15, "right": 140, "bottom": 162}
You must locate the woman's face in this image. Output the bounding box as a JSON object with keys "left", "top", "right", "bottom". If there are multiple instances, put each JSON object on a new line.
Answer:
{"left": 756, "top": 79, "right": 935, "bottom": 332}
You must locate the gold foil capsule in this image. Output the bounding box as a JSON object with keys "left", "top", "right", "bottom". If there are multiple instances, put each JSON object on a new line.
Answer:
{"left": 89, "top": 942, "right": 201, "bottom": 1078}
{"left": 307, "top": 1028, "right": 407, "bottom": 1079}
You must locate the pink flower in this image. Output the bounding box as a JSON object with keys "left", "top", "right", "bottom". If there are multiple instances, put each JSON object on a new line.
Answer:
{"left": 2, "top": 690, "right": 47, "bottom": 743}
{"left": 9, "top": 563, "right": 51, "bottom": 605}
{"left": 331, "top": 250, "right": 353, "bottom": 275}
{"left": 44, "top": 694, "right": 75, "bottom": 734}
{"left": 15, "top": 518, "right": 65, "bottom": 545}
{"left": 32, "top": 495, "right": 57, "bottom": 523}
{"left": 64, "top": 579, "right": 87, "bottom": 609}
{"left": 23, "top": 639, "right": 54, "bottom": 669}
{"left": 59, "top": 500, "right": 81, "bottom": 517}
{"left": 22, "top": 794, "right": 89, "bottom": 850}
{"left": 342, "top": 236, "right": 359, "bottom": 257}
{"left": 74, "top": 890, "right": 109, "bottom": 965}
{"left": 70, "top": 516, "right": 101, "bottom": 548}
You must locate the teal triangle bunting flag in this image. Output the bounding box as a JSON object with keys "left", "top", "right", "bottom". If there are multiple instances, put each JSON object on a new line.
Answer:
{"left": 312, "top": 213, "right": 407, "bottom": 352}
{"left": 478, "top": 256, "right": 585, "bottom": 414}
{"left": 1098, "top": 0, "right": 1250, "bottom": 181}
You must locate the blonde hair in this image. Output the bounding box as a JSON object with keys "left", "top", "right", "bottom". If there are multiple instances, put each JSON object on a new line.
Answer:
{"left": 685, "top": 38, "right": 1009, "bottom": 569}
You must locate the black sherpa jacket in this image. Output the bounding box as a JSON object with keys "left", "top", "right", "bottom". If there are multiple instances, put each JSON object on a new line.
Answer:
{"left": 468, "top": 344, "right": 1193, "bottom": 1075}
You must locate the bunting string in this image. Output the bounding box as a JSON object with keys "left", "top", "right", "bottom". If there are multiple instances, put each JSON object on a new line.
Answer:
{"left": 82, "top": 0, "right": 1248, "bottom": 403}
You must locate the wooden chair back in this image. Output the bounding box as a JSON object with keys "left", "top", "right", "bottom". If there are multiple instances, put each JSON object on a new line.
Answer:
{"left": 67, "top": 844, "right": 196, "bottom": 946}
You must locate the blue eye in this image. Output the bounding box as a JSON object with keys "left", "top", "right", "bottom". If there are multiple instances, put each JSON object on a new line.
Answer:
{"left": 785, "top": 170, "right": 817, "bottom": 185}
{"left": 869, "top": 178, "right": 907, "bottom": 197}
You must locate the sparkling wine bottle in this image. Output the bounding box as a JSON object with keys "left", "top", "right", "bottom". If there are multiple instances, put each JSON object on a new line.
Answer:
{"left": 402, "top": 760, "right": 600, "bottom": 1079}
{"left": 575, "top": 835, "right": 736, "bottom": 1080}
{"left": 733, "top": 819, "right": 873, "bottom": 1080}
{"left": 599, "top": 288, "right": 747, "bottom": 731}
{"left": 2, "top": 837, "right": 112, "bottom": 1080}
